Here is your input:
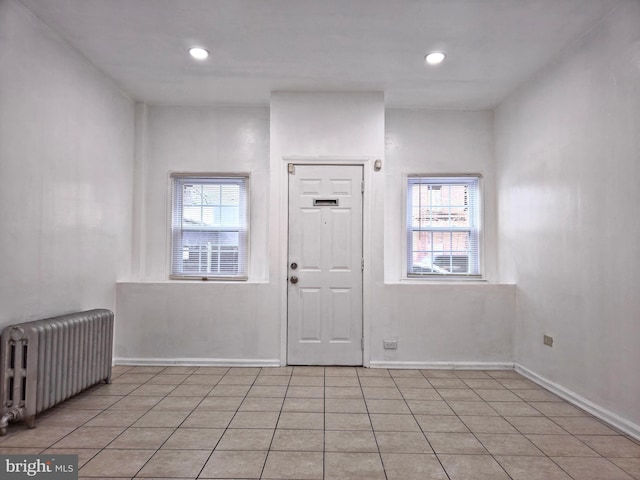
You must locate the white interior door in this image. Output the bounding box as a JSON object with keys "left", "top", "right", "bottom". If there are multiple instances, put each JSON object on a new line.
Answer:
{"left": 287, "top": 164, "right": 363, "bottom": 365}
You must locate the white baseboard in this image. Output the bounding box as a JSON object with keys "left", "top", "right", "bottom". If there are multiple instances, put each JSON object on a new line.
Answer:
{"left": 369, "top": 360, "right": 515, "bottom": 370}
{"left": 113, "top": 357, "right": 282, "bottom": 367}
{"left": 515, "top": 364, "right": 640, "bottom": 442}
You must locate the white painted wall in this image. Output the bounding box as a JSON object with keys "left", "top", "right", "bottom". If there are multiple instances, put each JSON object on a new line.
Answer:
{"left": 384, "top": 109, "right": 497, "bottom": 282}
{"left": 0, "top": 0, "right": 134, "bottom": 327}
{"left": 270, "top": 92, "right": 387, "bottom": 365}
{"left": 115, "top": 282, "right": 280, "bottom": 363}
{"left": 271, "top": 94, "right": 514, "bottom": 367}
{"left": 370, "top": 283, "right": 515, "bottom": 367}
{"left": 115, "top": 105, "right": 280, "bottom": 362}
{"left": 3, "top": 0, "right": 636, "bottom": 438}
{"left": 116, "top": 94, "right": 515, "bottom": 366}
{"left": 136, "top": 106, "right": 270, "bottom": 281}
{"left": 496, "top": 1, "right": 640, "bottom": 431}
{"left": 375, "top": 109, "right": 513, "bottom": 366}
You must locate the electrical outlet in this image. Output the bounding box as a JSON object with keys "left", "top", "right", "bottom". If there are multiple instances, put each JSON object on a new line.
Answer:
{"left": 543, "top": 335, "right": 553, "bottom": 347}
{"left": 383, "top": 339, "right": 398, "bottom": 350}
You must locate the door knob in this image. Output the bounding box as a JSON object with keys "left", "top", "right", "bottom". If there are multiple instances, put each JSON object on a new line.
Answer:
{"left": 290, "top": 276, "right": 299, "bottom": 284}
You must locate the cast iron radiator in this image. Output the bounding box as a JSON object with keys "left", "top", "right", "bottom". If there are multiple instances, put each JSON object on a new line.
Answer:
{"left": 0, "top": 309, "right": 113, "bottom": 434}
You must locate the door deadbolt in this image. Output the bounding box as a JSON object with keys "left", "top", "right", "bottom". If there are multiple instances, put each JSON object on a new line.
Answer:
{"left": 290, "top": 262, "right": 298, "bottom": 270}
{"left": 290, "top": 276, "right": 299, "bottom": 284}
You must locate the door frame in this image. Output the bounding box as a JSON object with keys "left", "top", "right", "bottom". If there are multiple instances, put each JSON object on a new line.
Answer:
{"left": 279, "top": 157, "right": 375, "bottom": 367}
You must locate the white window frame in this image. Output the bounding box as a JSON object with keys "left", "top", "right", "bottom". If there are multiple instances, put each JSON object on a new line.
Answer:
{"left": 170, "top": 173, "right": 249, "bottom": 280}
{"left": 405, "top": 175, "right": 482, "bottom": 279}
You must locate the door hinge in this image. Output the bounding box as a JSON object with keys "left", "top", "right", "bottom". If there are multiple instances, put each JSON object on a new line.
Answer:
{"left": 361, "top": 258, "right": 364, "bottom": 271}
{"left": 361, "top": 337, "right": 365, "bottom": 350}
{"left": 288, "top": 163, "right": 295, "bottom": 175}
{"left": 361, "top": 180, "right": 365, "bottom": 193}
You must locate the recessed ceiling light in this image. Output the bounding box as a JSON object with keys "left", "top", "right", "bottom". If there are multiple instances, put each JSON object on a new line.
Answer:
{"left": 425, "top": 52, "right": 446, "bottom": 65}
{"left": 188, "top": 47, "right": 210, "bottom": 60}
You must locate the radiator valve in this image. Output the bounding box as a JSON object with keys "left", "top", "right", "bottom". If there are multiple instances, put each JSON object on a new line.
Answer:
{"left": 0, "top": 407, "right": 24, "bottom": 435}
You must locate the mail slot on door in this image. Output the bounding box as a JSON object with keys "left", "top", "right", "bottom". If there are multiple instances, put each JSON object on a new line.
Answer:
{"left": 313, "top": 199, "right": 339, "bottom": 206}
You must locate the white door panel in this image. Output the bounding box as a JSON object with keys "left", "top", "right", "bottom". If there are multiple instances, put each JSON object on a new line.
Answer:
{"left": 288, "top": 165, "right": 363, "bottom": 365}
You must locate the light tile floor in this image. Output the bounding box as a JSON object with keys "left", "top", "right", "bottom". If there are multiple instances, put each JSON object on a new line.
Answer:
{"left": 0, "top": 366, "right": 638, "bottom": 479}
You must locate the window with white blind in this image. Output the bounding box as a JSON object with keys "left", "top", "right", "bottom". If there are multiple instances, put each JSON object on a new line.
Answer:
{"left": 171, "top": 174, "right": 249, "bottom": 280}
{"left": 406, "top": 176, "right": 481, "bottom": 277}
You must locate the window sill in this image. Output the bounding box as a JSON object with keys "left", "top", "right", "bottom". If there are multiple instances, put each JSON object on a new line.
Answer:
{"left": 169, "top": 275, "right": 249, "bottom": 281}
{"left": 117, "top": 279, "right": 270, "bottom": 285}
{"left": 392, "top": 277, "right": 489, "bottom": 285}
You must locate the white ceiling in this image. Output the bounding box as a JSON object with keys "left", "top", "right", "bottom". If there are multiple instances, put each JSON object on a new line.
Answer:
{"left": 20, "top": 0, "right": 622, "bottom": 109}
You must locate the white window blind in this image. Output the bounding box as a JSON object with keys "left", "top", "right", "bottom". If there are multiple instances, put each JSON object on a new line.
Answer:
{"left": 407, "top": 176, "right": 481, "bottom": 277}
{"left": 171, "top": 175, "right": 248, "bottom": 279}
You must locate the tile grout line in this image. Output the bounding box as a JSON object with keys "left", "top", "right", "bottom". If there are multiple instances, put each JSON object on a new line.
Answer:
{"left": 258, "top": 367, "right": 293, "bottom": 480}
{"left": 422, "top": 370, "right": 523, "bottom": 479}
{"left": 43, "top": 365, "right": 153, "bottom": 470}
{"left": 127, "top": 366, "right": 192, "bottom": 479}
{"left": 194, "top": 366, "right": 260, "bottom": 480}
{"left": 83, "top": 365, "right": 224, "bottom": 478}
{"left": 40, "top": 365, "right": 159, "bottom": 475}
{"left": 144, "top": 367, "right": 226, "bottom": 479}
{"left": 493, "top": 376, "right": 599, "bottom": 480}
{"left": 447, "top": 371, "right": 516, "bottom": 480}
{"left": 518, "top": 398, "right": 607, "bottom": 480}
{"left": 482, "top": 373, "right": 605, "bottom": 480}
{"left": 356, "top": 368, "right": 389, "bottom": 480}
{"left": 111, "top": 366, "right": 215, "bottom": 479}
{"left": 323, "top": 367, "right": 326, "bottom": 480}
{"left": 5, "top": 366, "right": 640, "bottom": 479}
{"left": 410, "top": 369, "right": 452, "bottom": 480}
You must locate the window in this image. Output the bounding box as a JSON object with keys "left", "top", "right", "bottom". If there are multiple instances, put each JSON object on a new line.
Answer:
{"left": 171, "top": 174, "right": 248, "bottom": 279}
{"left": 407, "top": 176, "right": 481, "bottom": 277}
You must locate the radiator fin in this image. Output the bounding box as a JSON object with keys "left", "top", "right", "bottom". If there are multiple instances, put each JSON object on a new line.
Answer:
{"left": 1, "top": 309, "right": 113, "bottom": 431}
